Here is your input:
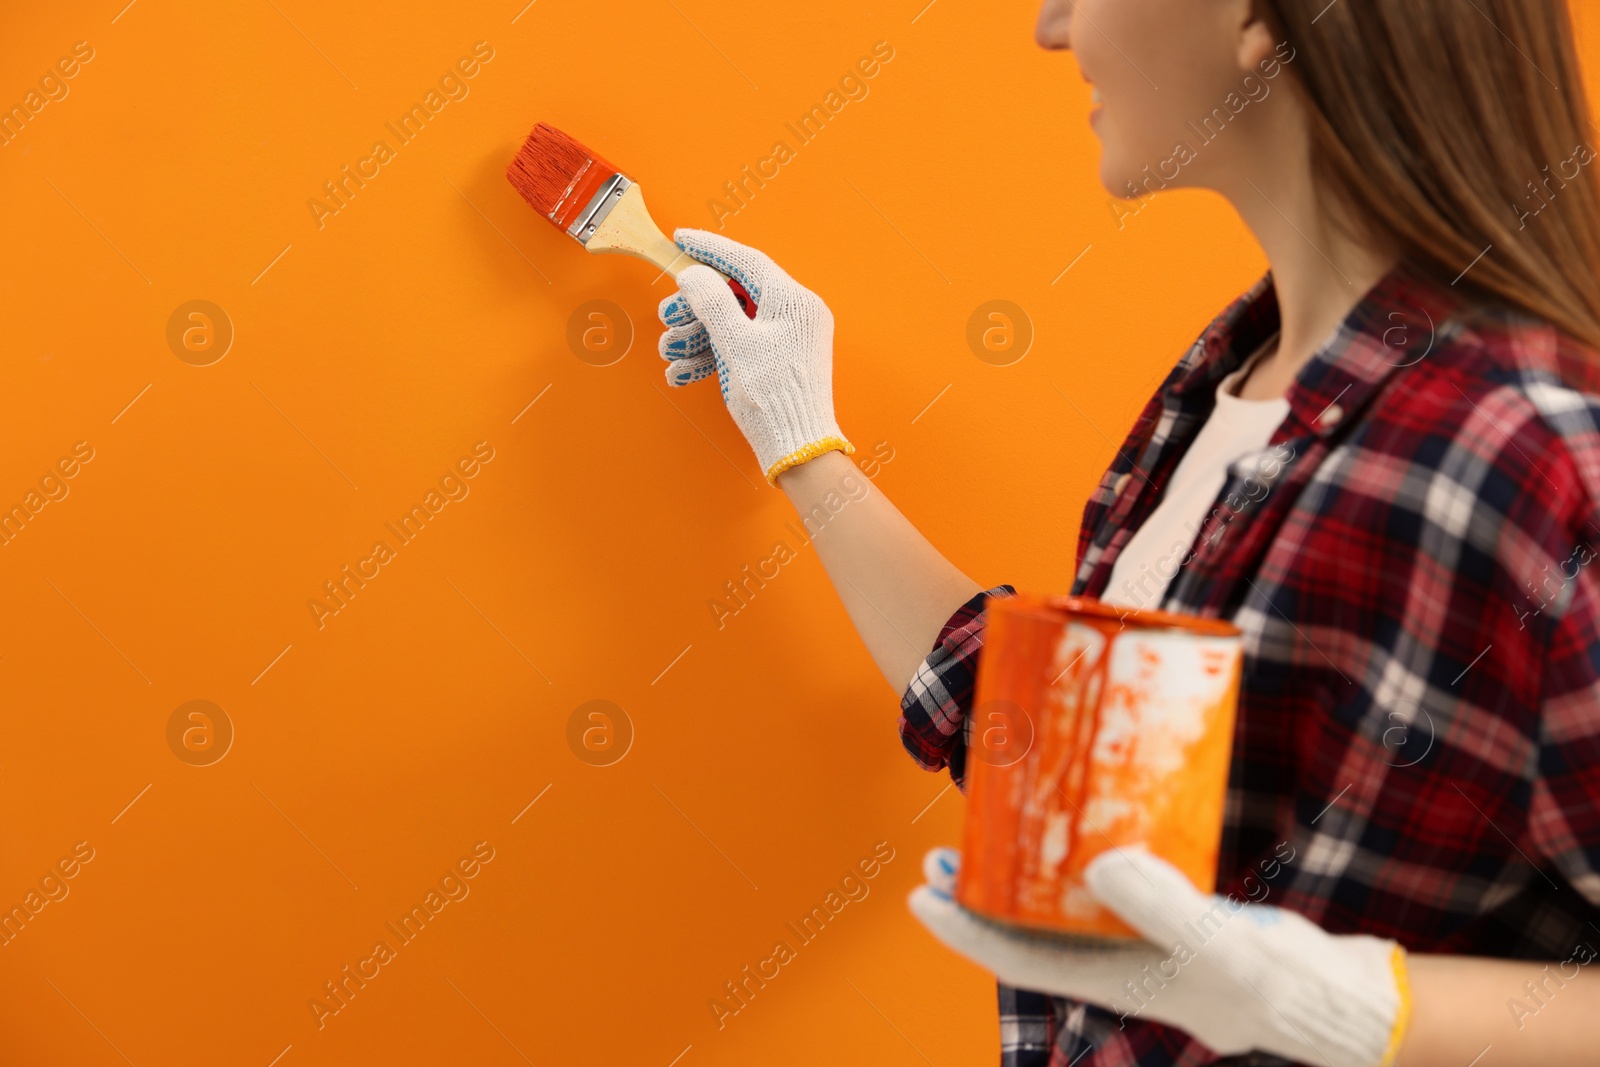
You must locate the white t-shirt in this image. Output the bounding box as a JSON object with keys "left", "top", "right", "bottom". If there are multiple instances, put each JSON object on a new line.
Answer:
{"left": 1101, "top": 349, "right": 1289, "bottom": 611}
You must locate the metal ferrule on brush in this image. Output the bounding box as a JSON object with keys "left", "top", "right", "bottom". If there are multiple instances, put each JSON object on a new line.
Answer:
{"left": 566, "top": 174, "right": 633, "bottom": 244}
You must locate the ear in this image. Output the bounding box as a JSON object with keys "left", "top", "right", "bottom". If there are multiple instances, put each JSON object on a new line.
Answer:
{"left": 1234, "top": 2, "right": 1280, "bottom": 73}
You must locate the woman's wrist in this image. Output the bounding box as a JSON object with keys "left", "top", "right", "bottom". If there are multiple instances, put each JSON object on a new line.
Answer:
{"left": 1392, "top": 953, "right": 1599, "bottom": 1066}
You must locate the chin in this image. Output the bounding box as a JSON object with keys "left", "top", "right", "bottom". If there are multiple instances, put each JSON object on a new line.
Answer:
{"left": 1098, "top": 156, "right": 1137, "bottom": 200}
{"left": 1099, "top": 142, "right": 1177, "bottom": 201}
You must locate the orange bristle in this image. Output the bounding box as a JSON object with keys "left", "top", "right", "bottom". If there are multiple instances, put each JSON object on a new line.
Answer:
{"left": 506, "top": 122, "right": 624, "bottom": 232}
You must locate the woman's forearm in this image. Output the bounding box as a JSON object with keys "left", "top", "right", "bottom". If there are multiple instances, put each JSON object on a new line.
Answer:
{"left": 1397, "top": 953, "right": 1597, "bottom": 1065}
{"left": 776, "top": 450, "right": 982, "bottom": 693}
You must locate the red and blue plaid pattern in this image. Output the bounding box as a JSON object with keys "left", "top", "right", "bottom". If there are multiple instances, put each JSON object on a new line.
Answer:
{"left": 899, "top": 263, "right": 1600, "bottom": 1066}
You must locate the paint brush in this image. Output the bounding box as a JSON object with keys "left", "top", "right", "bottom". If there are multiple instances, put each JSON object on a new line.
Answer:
{"left": 506, "top": 123, "right": 758, "bottom": 317}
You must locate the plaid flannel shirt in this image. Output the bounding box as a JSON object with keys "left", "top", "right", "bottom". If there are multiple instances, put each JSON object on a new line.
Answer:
{"left": 899, "top": 262, "right": 1600, "bottom": 1067}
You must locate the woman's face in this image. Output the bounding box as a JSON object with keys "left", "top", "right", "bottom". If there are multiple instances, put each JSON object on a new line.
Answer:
{"left": 1035, "top": 0, "right": 1286, "bottom": 197}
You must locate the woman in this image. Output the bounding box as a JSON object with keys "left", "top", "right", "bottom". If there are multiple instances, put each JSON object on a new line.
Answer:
{"left": 655, "top": 0, "right": 1600, "bottom": 1063}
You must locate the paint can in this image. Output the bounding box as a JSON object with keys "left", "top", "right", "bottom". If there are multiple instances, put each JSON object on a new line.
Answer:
{"left": 956, "top": 593, "right": 1242, "bottom": 938}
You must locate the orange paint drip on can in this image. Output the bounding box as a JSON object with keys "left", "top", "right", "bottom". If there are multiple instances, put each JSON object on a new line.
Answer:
{"left": 956, "top": 593, "right": 1242, "bottom": 938}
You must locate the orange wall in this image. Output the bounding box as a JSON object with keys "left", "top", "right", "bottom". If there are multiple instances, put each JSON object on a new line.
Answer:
{"left": 2, "top": 2, "right": 1595, "bottom": 1065}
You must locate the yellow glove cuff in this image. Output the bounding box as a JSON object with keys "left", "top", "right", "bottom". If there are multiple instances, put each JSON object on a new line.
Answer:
{"left": 764, "top": 435, "right": 856, "bottom": 486}
{"left": 1378, "top": 944, "right": 1413, "bottom": 1067}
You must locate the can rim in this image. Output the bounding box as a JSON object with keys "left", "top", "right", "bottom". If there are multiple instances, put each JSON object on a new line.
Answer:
{"left": 992, "top": 592, "right": 1242, "bottom": 637}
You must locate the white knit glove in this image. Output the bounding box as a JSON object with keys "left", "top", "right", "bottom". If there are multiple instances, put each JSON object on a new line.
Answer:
{"left": 657, "top": 229, "right": 854, "bottom": 485}
{"left": 909, "top": 847, "right": 1411, "bottom": 1067}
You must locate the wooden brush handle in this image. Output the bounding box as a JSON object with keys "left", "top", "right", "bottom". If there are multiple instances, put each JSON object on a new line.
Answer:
{"left": 585, "top": 184, "right": 758, "bottom": 319}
